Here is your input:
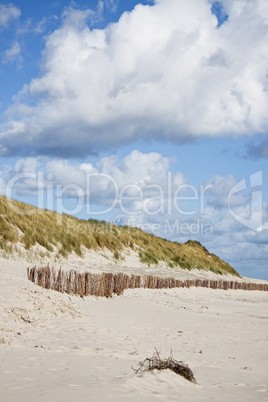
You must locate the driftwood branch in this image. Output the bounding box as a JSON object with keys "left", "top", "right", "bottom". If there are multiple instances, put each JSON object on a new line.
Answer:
{"left": 132, "top": 348, "right": 196, "bottom": 383}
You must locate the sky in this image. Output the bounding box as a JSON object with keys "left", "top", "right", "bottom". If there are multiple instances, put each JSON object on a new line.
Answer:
{"left": 0, "top": 0, "right": 267, "bottom": 279}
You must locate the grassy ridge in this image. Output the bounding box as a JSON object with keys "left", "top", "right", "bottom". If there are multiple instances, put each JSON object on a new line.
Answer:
{"left": 0, "top": 196, "right": 240, "bottom": 277}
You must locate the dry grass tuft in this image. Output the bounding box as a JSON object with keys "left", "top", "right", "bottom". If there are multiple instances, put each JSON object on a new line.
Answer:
{"left": 132, "top": 348, "right": 196, "bottom": 383}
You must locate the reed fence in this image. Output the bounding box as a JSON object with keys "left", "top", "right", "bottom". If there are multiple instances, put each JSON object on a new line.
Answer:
{"left": 27, "top": 266, "right": 268, "bottom": 298}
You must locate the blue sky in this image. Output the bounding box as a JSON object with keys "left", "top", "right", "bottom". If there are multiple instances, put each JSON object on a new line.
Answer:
{"left": 0, "top": 0, "right": 267, "bottom": 279}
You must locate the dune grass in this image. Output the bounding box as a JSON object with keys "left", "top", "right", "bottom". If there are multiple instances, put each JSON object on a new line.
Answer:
{"left": 0, "top": 195, "right": 240, "bottom": 276}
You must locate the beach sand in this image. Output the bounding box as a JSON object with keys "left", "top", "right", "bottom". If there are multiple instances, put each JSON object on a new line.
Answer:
{"left": 0, "top": 255, "right": 267, "bottom": 401}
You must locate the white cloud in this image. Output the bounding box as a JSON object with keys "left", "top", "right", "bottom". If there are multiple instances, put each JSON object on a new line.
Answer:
{"left": 14, "top": 157, "right": 41, "bottom": 174}
{"left": 204, "top": 174, "right": 245, "bottom": 209}
{"left": 0, "top": 3, "right": 21, "bottom": 28}
{"left": 1, "top": 41, "right": 21, "bottom": 65}
{"left": 0, "top": 0, "right": 267, "bottom": 156}
{"left": 61, "top": 6, "right": 95, "bottom": 28}
{"left": 104, "top": 0, "right": 118, "bottom": 12}
{"left": 98, "top": 1, "right": 105, "bottom": 15}
{"left": 0, "top": 150, "right": 185, "bottom": 207}
{"left": 34, "top": 15, "right": 59, "bottom": 34}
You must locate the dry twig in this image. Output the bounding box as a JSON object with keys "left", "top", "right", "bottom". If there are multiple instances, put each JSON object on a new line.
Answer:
{"left": 132, "top": 348, "right": 196, "bottom": 383}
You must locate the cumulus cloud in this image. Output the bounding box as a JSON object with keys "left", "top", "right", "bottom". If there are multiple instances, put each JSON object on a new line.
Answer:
{"left": 0, "top": 3, "right": 21, "bottom": 28}
{"left": 0, "top": 0, "right": 267, "bottom": 157}
{"left": 61, "top": 6, "right": 95, "bottom": 28}
{"left": 1, "top": 150, "right": 184, "bottom": 206}
{"left": 204, "top": 174, "right": 238, "bottom": 209}
{"left": 205, "top": 229, "right": 268, "bottom": 279}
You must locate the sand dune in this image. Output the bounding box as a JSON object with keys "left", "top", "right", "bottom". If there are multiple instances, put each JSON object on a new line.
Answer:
{"left": 0, "top": 256, "right": 267, "bottom": 401}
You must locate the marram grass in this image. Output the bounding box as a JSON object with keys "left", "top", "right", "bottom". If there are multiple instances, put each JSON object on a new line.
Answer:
{"left": 0, "top": 195, "right": 240, "bottom": 276}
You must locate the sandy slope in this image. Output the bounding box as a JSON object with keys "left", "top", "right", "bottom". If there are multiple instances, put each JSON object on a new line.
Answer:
{"left": 0, "top": 256, "right": 267, "bottom": 401}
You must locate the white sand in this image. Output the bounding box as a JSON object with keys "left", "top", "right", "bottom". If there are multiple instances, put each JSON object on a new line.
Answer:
{"left": 0, "top": 255, "right": 267, "bottom": 401}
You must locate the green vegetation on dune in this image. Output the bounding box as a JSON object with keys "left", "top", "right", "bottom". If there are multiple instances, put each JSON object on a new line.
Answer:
{"left": 0, "top": 196, "right": 240, "bottom": 277}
